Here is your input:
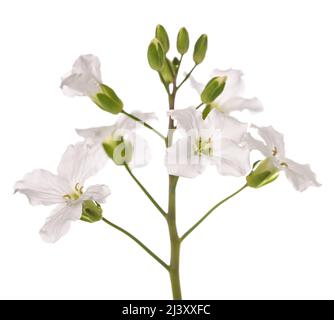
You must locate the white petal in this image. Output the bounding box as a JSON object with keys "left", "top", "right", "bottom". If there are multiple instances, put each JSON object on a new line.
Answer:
{"left": 189, "top": 75, "right": 205, "bottom": 94}
{"left": 39, "top": 204, "right": 82, "bottom": 243}
{"left": 212, "top": 69, "right": 245, "bottom": 104}
{"left": 126, "top": 133, "right": 151, "bottom": 168}
{"left": 14, "top": 169, "right": 70, "bottom": 206}
{"left": 169, "top": 107, "right": 203, "bottom": 134}
{"left": 61, "top": 54, "right": 102, "bottom": 97}
{"left": 82, "top": 184, "right": 111, "bottom": 203}
{"left": 283, "top": 158, "right": 321, "bottom": 192}
{"left": 114, "top": 111, "right": 157, "bottom": 132}
{"left": 57, "top": 142, "right": 107, "bottom": 186}
{"left": 165, "top": 137, "right": 207, "bottom": 178}
{"left": 255, "top": 125, "right": 285, "bottom": 157}
{"left": 209, "top": 112, "right": 248, "bottom": 143}
{"left": 243, "top": 132, "right": 270, "bottom": 157}
{"left": 212, "top": 140, "right": 250, "bottom": 176}
{"left": 222, "top": 97, "right": 263, "bottom": 113}
{"left": 76, "top": 125, "right": 115, "bottom": 146}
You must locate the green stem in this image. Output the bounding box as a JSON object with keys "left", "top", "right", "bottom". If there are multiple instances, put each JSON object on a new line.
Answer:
{"left": 124, "top": 164, "right": 167, "bottom": 218}
{"left": 180, "top": 184, "right": 248, "bottom": 242}
{"left": 122, "top": 110, "right": 166, "bottom": 142}
{"left": 167, "top": 175, "right": 182, "bottom": 299}
{"left": 195, "top": 102, "right": 204, "bottom": 110}
{"left": 176, "top": 64, "right": 197, "bottom": 90}
{"left": 102, "top": 217, "right": 169, "bottom": 271}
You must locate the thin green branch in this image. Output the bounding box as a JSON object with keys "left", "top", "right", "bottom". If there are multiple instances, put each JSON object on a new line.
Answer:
{"left": 195, "top": 102, "right": 204, "bottom": 110}
{"left": 124, "top": 164, "right": 167, "bottom": 218}
{"left": 176, "top": 64, "right": 197, "bottom": 90}
{"left": 102, "top": 217, "right": 169, "bottom": 271}
{"left": 122, "top": 110, "right": 166, "bottom": 142}
{"left": 180, "top": 184, "right": 248, "bottom": 242}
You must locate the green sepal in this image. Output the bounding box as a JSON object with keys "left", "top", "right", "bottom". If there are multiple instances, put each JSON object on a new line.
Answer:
{"left": 95, "top": 93, "right": 123, "bottom": 114}
{"left": 246, "top": 158, "right": 280, "bottom": 188}
{"left": 193, "top": 34, "right": 208, "bottom": 65}
{"left": 81, "top": 200, "right": 103, "bottom": 223}
{"left": 102, "top": 136, "right": 133, "bottom": 166}
{"left": 155, "top": 24, "right": 170, "bottom": 53}
{"left": 202, "top": 104, "right": 214, "bottom": 120}
{"left": 200, "top": 76, "right": 226, "bottom": 104}
{"left": 147, "top": 38, "right": 165, "bottom": 71}
{"left": 177, "top": 27, "right": 189, "bottom": 55}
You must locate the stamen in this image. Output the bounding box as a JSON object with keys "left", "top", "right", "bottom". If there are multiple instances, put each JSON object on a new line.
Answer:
{"left": 272, "top": 147, "right": 277, "bottom": 156}
{"left": 280, "top": 162, "right": 288, "bottom": 167}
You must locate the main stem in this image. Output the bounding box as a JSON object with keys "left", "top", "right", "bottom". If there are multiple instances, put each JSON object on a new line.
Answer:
{"left": 167, "top": 175, "right": 181, "bottom": 299}
{"left": 167, "top": 81, "right": 182, "bottom": 300}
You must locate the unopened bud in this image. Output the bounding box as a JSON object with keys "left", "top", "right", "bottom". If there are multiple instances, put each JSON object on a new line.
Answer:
{"left": 193, "top": 34, "right": 208, "bottom": 65}
{"left": 177, "top": 27, "right": 189, "bottom": 55}
{"left": 155, "top": 24, "right": 170, "bottom": 53}
{"left": 147, "top": 39, "right": 165, "bottom": 71}
{"left": 201, "top": 76, "right": 226, "bottom": 104}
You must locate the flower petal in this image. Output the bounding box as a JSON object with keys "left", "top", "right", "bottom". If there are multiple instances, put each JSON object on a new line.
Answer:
{"left": 189, "top": 75, "right": 205, "bottom": 94}
{"left": 212, "top": 139, "right": 250, "bottom": 176}
{"left": 283, "top": 158, "right": 321, "bottom": 191}
{"left": 114, "top": 111, "right": 157, "bottom": 132}
{"left": 255, "top": 125, "right": 285, "bottom": 157}
{"left": 39, "top": 204, "right": 82, "bottom": 243}
{"left": 126, "top": 133, "right": 151, "bottom": 168}
{"left": 169, "top": 107, "right": 203, "bottom": 134}
{"left": 82, "top": 184, "right": 111, "bottom": 203}
{"left": 209, "top": 112, "right": 248, "bottom": 143}
{"left": 165, "top": 137, "right": 207, "bottom": 178}
{"left": 14, "top": 169, "right": 70, "bottom": 206}
{"left": 242, "top": 132, "right": 270, "bottom": 157}
{"left": 222, "top": 97, "right": 263, "bottom": 113}
{"left": 76, "top": 125, "right": 115, "bottom": 146}
{"left": 212, "top": 69, "right": 245, "bottom": 104}
{"left": 57, "top": 142, "right": 107, "bottom": 186}
{"left": 61, "top": 54, "right": 102, "bottom": 97}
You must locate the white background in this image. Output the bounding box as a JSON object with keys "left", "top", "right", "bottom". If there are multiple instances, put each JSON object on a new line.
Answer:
{"left": 0, "top": 0, "right": 333, "bottom": 300}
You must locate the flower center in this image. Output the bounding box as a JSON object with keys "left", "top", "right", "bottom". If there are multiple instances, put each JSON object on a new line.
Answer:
{"left": 194, "top": 137, "right": 213, "bottom": 157}
{"left": 63, "top": 183, "right": 84, "bottom": 201}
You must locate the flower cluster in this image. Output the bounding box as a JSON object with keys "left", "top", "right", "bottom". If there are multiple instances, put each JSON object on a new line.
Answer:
{"left": 15, "top": 44, "right": 319, "bottom": 243}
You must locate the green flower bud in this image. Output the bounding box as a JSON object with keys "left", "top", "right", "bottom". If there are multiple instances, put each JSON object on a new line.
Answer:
{"left": 246, "top": 158, "right": 280, "bottom": 188}
{"left": 102, "top": 136, "right": 133, "bottom": 165}
{"left": 155, "top": 24, "right": 170, "bottom": 53}
{"left": 177, "top": 27, "right": 189, "bottom": 55}
{"left": 94, "top": 84, "right": 123, "bottom": 114}
{"left": 159, "top": 59, "right": 175, "bottom": 84}
{"left": 147, "top": 38, "right": 165, "bottom": 71}
{"left": 201, "top": 76, "right": 226, "bottom": 104}
{"left": 81, "top": 200, "right": 103, "bottom": 223}
{"left": 193, "top": 34, "right": 208, "bottom": 65}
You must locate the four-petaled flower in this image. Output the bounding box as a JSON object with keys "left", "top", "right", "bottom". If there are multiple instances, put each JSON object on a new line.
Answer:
{"left": 166, "top": 107, "right": 250, "bottom": 178}
{"left": 61, "top": 54, "right": 102, "bottom": 97}
{"left": 244, "top": 125, "right": 320, "bottom": 191}
{"left": 14, "top": 142, "right": 110, "bottom": 242}
{"left": 76, "top": 111, "right": 157, "bottom": 168}
{"left": 191, "top": 68, "right": 263, "bottom": 117}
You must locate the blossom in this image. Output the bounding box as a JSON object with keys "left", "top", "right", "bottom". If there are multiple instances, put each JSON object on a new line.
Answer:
{"left": 191, "top": 68, "right": 263, "bottom": 115}
{"left": 166, "top": 107, "right": 250, "bottom": 178}
{"left": 14, "top": 143, "right": 110, "bottom": 242}
{"left": 61, "top": 54, "right": 102, "bottom": 97}
{"left": 76, "top": 111, "right": 156, "bottom": 168}
{"left": 244, "top": 125, "right": 320, "bottom": 191}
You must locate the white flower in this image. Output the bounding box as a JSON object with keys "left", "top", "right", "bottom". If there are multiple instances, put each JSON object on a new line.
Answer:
{"left": 61, "top": 54, "right": 102, "bottom": 97}
{"left": 166, "top": 107, "right": 250, "bottom": 178}
{"left": 76, "top": 111, "right": 157, "bottom": 168}
{"left": 14, "top": 143, "right": 110, "bottom": 242}
{"left": 191, "top": 68, "right": 263, "bottom": 115}
{"left": 244, "top": 125, "right": 320, "bottom": 191}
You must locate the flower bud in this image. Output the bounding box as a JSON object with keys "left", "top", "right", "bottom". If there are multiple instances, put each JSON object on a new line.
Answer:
{"left": 159, "top": 59, "right": 175, "bottom": 84}
{"left": 155, "top": 24, "right": 170, "bottom": 53}
{"left": 102, "top": 136, "right": 133, "bottom": 165}
{"left": 147, "top": 38, "right": 165, "bottom": 71}
{"left": 94, "top": 84, "right": 123, "bottom": 114}
{"left": 201, "top": 76, "right": 226, "bottom": 104}
{"left": 81, "top": 200, "right": 103, "bottom": 223}
{"left": 246, "top": 158, "right": 280, "bottom": 188}
{"left": 193, "top": 34, "right": 208, "bottom": 65}
{"left": 177, "top": 27, "right": 189, "bottom": 55}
